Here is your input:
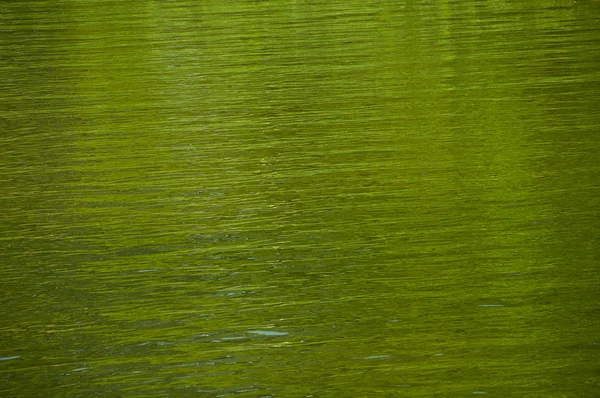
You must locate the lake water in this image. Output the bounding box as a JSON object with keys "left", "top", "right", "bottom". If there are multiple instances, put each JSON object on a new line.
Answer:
{"left": 1, "top": 1, "right": 599, "bottom": 397}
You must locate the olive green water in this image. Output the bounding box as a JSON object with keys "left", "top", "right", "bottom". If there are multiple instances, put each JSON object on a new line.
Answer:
{"left": 1, "top": 1, "right": 599, "bottom": 397}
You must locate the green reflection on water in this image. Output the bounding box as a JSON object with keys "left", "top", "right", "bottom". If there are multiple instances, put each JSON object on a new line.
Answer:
{"left": 1, "top": 0, "right": 599, "bottom": 397}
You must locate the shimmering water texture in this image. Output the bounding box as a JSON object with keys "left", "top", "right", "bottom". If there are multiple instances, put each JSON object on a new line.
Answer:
{"left": 1, "top": 1, "right": 599, "bottom": 397}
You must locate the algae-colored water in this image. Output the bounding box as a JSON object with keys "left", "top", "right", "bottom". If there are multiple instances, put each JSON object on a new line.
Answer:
{"left": 1, "top": 1, "right": 599, "bottom": 397}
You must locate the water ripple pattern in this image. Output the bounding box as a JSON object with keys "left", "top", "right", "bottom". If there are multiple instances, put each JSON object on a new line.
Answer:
{"left": 1, "top": 1, "right": 599, "bottom": 397}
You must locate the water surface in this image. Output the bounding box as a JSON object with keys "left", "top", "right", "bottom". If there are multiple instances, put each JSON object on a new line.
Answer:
{"left": 1, "top": 1, "right": 599, "bottom": 397}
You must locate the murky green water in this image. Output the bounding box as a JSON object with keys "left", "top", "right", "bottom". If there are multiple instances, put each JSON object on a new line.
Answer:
{"left": 1, "top": 1, "right": 599, "bottom": 397}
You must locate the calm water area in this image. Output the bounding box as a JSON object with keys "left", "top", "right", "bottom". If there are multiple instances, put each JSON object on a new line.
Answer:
{"left": 1, "top": 1, "right": 599, "bottom": 397}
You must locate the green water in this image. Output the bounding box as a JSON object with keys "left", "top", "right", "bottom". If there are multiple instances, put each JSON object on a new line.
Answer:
{"left": 1, "top": 1, "right": 599, "bottom": 397}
